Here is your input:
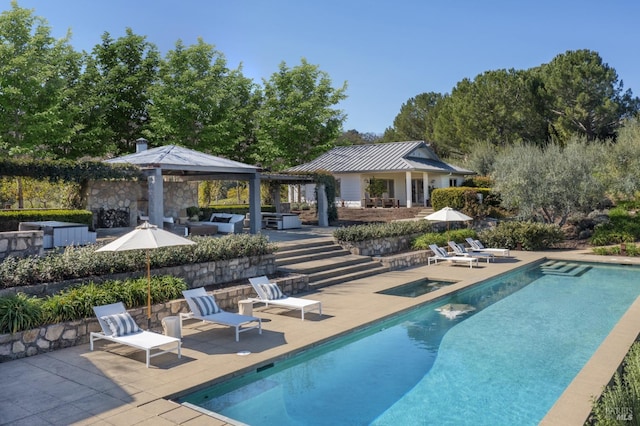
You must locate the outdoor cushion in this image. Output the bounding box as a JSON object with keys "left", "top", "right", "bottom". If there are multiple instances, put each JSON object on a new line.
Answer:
{"left": 191, "top": 295, "right": 221, "bottom": 316}
{"left": 101, "top": 312, "right": 141, "bottom": 337}
{"left": 260, "top": 282, "right": 286, "bottom": 300}
{"left": 212, "top": 216, "right": 231, "bottom": 223}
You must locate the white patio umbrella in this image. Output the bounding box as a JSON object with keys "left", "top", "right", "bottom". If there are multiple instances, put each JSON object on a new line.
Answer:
{"left": 425, "top": 207, "right": 473, "bottom": 244}
{"left": 96, "top": 221, "right": 196, "bottom": 329}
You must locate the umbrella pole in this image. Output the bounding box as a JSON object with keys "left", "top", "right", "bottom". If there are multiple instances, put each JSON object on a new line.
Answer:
{"left": 147, "top": 250, "right": 151, "bottom": 330}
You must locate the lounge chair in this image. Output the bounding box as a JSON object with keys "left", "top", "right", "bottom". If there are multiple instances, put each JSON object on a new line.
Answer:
{"left": 448, "top": 241, "right": 494, "bottom": 263}
{"left": 181, "top": 288, "right": 262, "bottom": 342}
{"left": 91, "top": 302, "right": 181, "bottom": 368}
{"left": 465, "top": 238, "right": 510, "bottom": 257}
{"left": 248, "top": 276, "right": 322, "bottom": 320}
{"left": 428, "top": 244, "right": 479, "bottom": 268}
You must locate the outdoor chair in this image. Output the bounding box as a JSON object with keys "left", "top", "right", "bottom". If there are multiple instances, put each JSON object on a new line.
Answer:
{"left": 465, "top": 238, "right": 511, "bottom": 257}
{"left": 181, "top": 288, "right": 262, "bottom": 341}
{"left": 448, "top": 241, "right": 494, "bottom": 263}
{"left": 428, "top": 244, "right": 479, "bottom": 268}
{"left": 91, "top": 302, "right": 181, "bottom": 368}
{"left": 248, "top": 276, "right": 322, "bottom": 320}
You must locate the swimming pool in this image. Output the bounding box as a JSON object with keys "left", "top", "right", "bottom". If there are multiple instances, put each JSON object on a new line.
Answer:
{"left": 181, "top": 260, "right": 640, "bottom": 425}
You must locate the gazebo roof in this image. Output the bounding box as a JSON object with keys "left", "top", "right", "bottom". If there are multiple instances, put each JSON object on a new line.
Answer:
{"left": 105, "top": 144, "right": 259, "bottom": 176}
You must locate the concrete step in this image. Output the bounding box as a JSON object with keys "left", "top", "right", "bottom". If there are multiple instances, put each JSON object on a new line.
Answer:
{"left": 278, "top": 254, "right": 372, "bottom": 275}
{"left": 275, "top": 248, "right": 352, "bottom": 267}
{"left": 309, "top": 264, "right": 390, "bottom": 289}
{"left": 307, "top": 258, "right": 378, "bottom": 282}
{"left": 276, "top": 238, "right": 335, "bottom": 254}
{"left": 274, "top": 243, "right": 344, "bottom": 260}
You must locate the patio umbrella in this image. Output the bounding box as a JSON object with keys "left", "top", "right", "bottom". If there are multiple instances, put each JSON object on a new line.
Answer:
{"left": 95, "top": 221, "right": 196, "bottom": 330}
{"left": 425, "top": 207, "right": 473, "bottom": 244}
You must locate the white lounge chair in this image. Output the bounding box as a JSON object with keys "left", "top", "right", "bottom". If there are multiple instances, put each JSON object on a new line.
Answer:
{"left": 428, "top": 244, "right": 479, "bottom": 268}
{"left": 248, "top": 276, "right": 322, "bottom": 320}
{"left": 465, "top": 238, "right": 510, "bottom": 257}
{"left": 91, "top": 302, "right": 181, "bottom": 368}
{"left": 448, "top": 241, "right": 494, "bottom": 263}
{"left": 181, "top": 288, "right": 262, "bottom": 342}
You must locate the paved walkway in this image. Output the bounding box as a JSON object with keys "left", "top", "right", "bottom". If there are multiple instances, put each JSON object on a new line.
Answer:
{"left": 0, "top": 233, "right": 638, "bottom": 425}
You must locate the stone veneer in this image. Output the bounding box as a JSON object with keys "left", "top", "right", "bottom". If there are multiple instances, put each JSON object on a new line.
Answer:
{"left": 0, "top": 230, "right": 43, "bottom": 261}
{"left": 0, "top": 274, "right": 307, "bottom": 362}
{"left": 335, "top": 234, "right": 421, "bottom": 257}
{"left": 86, "top": 179, "right": 198, "bottom": 227}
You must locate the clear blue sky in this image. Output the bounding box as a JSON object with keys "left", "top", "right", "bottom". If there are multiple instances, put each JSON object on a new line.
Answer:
{"left": 9, "top": 0, "right": 640, "bottom": 135}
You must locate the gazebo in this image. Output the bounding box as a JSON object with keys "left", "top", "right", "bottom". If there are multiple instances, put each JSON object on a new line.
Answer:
{"left": 105, "top": 139, "right": 263, "bottom": 233}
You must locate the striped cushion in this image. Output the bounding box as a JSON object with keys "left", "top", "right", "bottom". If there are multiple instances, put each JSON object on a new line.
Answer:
{"left": 260, "top": 283, "right": 286, "bottom": 300}
{"left": 191, "top": 295, "right": 221, "bottom": 316}
{"left": 101, "top": 312, "right": 141, "bottom": 337}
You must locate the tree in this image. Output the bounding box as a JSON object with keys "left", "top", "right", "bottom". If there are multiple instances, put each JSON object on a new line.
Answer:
{"left": 147, "top": 38, "right": 258, "bottom": 159}
{"left": 463, "top": 140, "right": 499, "bottom": 177}
{"left": 77, "top": 29, "right": 160, "bottom": 156}
{"left": 0, "top": 2, "right": 82, "bottom": 159}
{"left": 432, "top": 69, "right": 548, "bottom": 155}
{"left": 335, "top": 129, "right": 381, "bottom": 146}
{"left": 537, "top": 49, "right": 639, "bottom": 142}
{"left": 491, "top": 139, "right": 607, "bottom": 226}
{"left": 254, "top": 59, "right": 347, "bottom": 170}
{"left": 381, "top": 92, "right": 443, "bottom": 143}
{"left": 603, "top": 118, "right": 640, "bottom": 199}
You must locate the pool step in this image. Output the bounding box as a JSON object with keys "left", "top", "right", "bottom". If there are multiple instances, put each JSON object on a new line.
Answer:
{"left": 541, "top": 260, "right": 591, "bottom": 277}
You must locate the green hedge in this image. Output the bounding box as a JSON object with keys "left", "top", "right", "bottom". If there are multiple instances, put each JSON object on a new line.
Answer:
{"left": 333, "top": 221, "right": 433, "bottom": 243}
{"left": 0, "top": 209, "right": 93, "bottom": 232}
{"left": 0, "top": 275, "right": 186, "bottom": 334}
{"left": 431, "top": 187, "right": 494, "bottom": 211}
{"left": 0, "top": 233, "right": 277, "bottom": 288}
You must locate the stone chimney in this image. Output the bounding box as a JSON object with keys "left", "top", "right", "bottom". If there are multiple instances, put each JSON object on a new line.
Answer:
{"left": 136, "top": 138, "right": 148, "bottom": 153}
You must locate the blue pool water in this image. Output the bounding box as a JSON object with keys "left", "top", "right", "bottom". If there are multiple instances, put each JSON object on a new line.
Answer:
{"left": 182, "top": 261, "right": 640, "bottom": 425}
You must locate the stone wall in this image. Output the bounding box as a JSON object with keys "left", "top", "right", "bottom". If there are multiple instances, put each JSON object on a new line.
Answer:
{"left": 375, "top": 250, "right": 432, "bottom": 270}
{"left": 336, "top": 234, "right": 420, "bottom": 257}
{"left": 0, "top": 230, "right": 43, "bottom": 261}
{"left": 0, "top": 274, "right": 307, "bottom": 362}
{"left": 86, "top": 179, "right": 198, "bottom": 227}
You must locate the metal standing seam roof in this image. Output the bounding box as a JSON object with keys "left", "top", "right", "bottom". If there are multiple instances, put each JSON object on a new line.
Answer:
{"left": 105, "top": 145, "right": 259, "bottom": 174}
{"left": 287, "top": 141, "right": 475, "bottom": 174}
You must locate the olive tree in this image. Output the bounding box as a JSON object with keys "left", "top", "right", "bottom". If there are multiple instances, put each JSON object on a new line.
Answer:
{"left": 491, "top": 138, "right": 607, "bottom": 226}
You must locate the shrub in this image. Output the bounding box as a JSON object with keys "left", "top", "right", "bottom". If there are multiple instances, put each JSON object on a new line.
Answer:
{"left": 412, "top": 229, "right": 477, "bottom": 250}
{"left": 478, "top": 221, "right": 564, "bottom": 250}
{"left": 590, "top": 208, "right": 640, "bottom": 245}
{"left": 0, "top": 275, "right": 187, "bottom": 333}
{"left": 590, "top": 341, "right": 640, "bottom": 424}
{"left": 333, "top": 220, "right": 433, "bottom": 243}
{"left": 0, "top": 293, "right": 43, "bottom": 334}
{"left": 0, "top": 233, "right": 277, "bottom": 289}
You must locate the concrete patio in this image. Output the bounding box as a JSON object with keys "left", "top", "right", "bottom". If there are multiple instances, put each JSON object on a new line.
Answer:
{"left": 0, "top": 235, "right": 638, "bottom": 425}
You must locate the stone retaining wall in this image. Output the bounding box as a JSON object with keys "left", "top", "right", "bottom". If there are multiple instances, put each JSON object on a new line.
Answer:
{"left": 0, "top": 230, "right": 43, "bottom": 261}
{"left": 375, "top": 250, "right": 432, "bottom": 270}
{"left": 336, "top": 234, "right": 420, "bottom": 257}
{"left": 0, "top": 274, "right": 307, "bottom": 362}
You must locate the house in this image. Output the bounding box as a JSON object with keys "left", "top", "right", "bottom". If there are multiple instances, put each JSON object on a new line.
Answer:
{"left": 286, "top": 141, "right": 475, "bottom": 208}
